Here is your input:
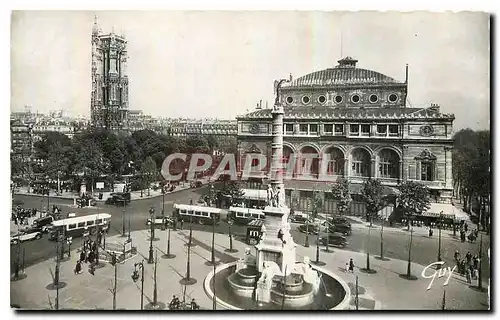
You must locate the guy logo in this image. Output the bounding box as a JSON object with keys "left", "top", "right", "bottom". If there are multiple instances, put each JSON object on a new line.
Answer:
{"left": 421, "top": 261, "right": 456, "bottom": 291}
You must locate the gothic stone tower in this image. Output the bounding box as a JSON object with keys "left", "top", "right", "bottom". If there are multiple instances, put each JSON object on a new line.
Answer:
{"left": 90, "top": 16, "right": 129, "bottom": 131}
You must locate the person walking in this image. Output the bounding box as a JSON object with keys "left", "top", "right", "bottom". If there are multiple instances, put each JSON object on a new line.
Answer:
{"left": 80, "top": 250, "right": 86, "bottom": 263}
{"left": 74, "top": 260, "right": 82, "bottom": 274}
{"left": 348, "top": 258, "right": 355, "bottom": 273}
{"left": 428, "top": 227, "right": 433, "bottom": 237}
{"left": 465, "top": 267, "right": 472, "bottom": 284}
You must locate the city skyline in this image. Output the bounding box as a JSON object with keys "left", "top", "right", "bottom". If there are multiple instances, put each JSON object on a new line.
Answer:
{"left": 11, "top": 11, "right": 490, "bottom": 130}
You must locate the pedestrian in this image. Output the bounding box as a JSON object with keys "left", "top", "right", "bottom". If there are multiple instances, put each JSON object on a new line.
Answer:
{"left": 466, "top": 252, "right": 472, "bottom": 265}
{"left": 428, "top": 228, "right": 433, "bottom": 237}
{"left": 348, "top": 258, "right": 355, "bottom": 273}
{"left": 454, "top": 250, "right": 460, "bottom": 263}
{"left": 13, "top": 262, "right": 20, "bottom": 280}
{"left": 191, "top": 298, "right": 199, "bottom": 310}
{"left": 89, "top": 263, "right": 95, "bottom": 276}
{"left": 180, "top": 219, "right": 184, "bottom": 230}
{"left": 465, "top": 268, "right": 472, "bottom": 284}
{"left": 80, "top": 250, "right": 86, "bottom": 263}
{"left": 74, "top": 260, "right": 82, "bottom": 274}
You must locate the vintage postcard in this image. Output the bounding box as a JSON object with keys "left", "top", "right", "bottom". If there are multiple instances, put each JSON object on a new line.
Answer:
{"left": 9, "top": 10, "right": 490, "bottom": 311}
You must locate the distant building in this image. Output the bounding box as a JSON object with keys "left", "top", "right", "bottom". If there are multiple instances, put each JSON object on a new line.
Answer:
{"left": 168, "top": 119, "right": 237, "bottom": 137}
{"left": 90, "top": 16, "right": 129, "bottom": 131}
{"left": 237, "top": 56, "right": 455, "bottom": 215}
{"left": 10, "top": 119, "right": 33, "bottom": 165}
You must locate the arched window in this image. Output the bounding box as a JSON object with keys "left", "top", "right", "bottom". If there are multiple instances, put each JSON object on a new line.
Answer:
{"left": 324, "top": 147, "right": 344, "bottom": 175}
{"left": 351, "top": 148, "right": 370, "bottom": 177}
{"left": 414, "top": 149, "right": 437, "bottom": 181}
{"left": 378, "top": 149, "right": 400, "bottom": 179}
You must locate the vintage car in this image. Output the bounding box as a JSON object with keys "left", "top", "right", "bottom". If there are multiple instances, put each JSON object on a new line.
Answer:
{"left": 10, "top": 229, "right": 43, "bottom": 245}
{"left": 319, "top": 232, "right": 347, "bottom": 247}
{"left": 146, "top": 215, "right": 174, "bottom": 226}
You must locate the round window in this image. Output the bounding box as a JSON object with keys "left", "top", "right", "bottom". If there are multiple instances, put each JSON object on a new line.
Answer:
{"left": 302, "top": 96, "right": 311, "bottom": 104}
{"left": 335, "top": 95, "right": 343, "bottom": 103}
{"left": 369, "top": 94, "right": 378, "bottom": 103}
{"left": 351, "top": 94, "right": 360, "bottom": 103}
{"left": 318, "top": 95, "right": 326, "bottom": 104}
{"left": 286, "top": 96, "right": 294, "bottom": 104}
{"left": 388, "top": 94, "right": 398, "bottom": 103}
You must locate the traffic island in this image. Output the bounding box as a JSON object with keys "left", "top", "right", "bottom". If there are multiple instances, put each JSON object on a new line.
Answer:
{"left": 144, "top": 302, "right": 166, "bottom": 310}
{"left": 398, "top": 274, "right": 418, "bottom": 281}
{"left": 179, "top": 277, "right": 197, "bottom": 286}
{"left": 162, "top": 253, "right": 176, "bottom": 259}
{"left": 225, "top": 248, "right": 239, "bottom": 253}
{"left": 46, "top": 281, "right": 67, "bottom": 290}
{"left": 311, "top": 260, "right": 327, "bottom": 266}
{"left": 374, "top": 256, "right": 391, "bottom": 261}
{"left": 360, "top": 268, "right": 377, "bottom": 274}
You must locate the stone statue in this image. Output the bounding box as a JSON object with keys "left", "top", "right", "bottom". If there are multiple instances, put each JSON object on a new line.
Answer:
{"left": 237, "top": 247, "right": 256, "bottom": 271}
{"left": 273, "top": 79, "right": 288, "bottom": 107}
{"left": 267, "top": 185, "right": 275, "bottom": 206}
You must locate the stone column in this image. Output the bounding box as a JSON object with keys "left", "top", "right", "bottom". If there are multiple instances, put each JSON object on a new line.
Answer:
{"left": 343, "top": 158, "right": 349, "bottom": 178}
{"left": 444, "top": 146, "right": 453, "bottom": 189}
{"left": 370, "top": 158, "right": 376, "bottom": 178}
{"left": 398, "top": 160, "right": 403, "bottom": 182}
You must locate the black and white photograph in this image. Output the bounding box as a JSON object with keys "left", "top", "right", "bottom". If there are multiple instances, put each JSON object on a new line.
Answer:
{"left": 8, "top": 8, "right": 491, "bottom": 311}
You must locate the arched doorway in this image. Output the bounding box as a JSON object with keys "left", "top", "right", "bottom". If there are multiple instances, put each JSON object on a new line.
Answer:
{"left": 378, "top": 149, "right": 400, "bottom": 179}
{"left": 351, "top": 148, "right": 371, "bottom": 177}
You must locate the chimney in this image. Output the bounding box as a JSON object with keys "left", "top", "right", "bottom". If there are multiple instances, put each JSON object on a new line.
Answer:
{"left": 289, "top": 73, "right": 293, "bottom": 82}
{"left": 259, "top": 99, "right": 262, "bottom": 109}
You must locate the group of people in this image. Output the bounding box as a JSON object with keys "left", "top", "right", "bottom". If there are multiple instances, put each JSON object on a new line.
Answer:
{"left": 168, "top": 296, "right": 199, "bottom": 310}
{"left": 74, "top": 238, "right": 101, "bottom": 276}
{"left": 454, "top": 250, "right": 480, "bottom": 284}
{"left": 11, "top": 206, "right": 37, "bottom": 226}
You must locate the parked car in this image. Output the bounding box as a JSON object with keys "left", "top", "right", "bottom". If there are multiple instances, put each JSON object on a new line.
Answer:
{"left": 298, "top": 224, "right": 321, "bottom": 235}
{"left": 32, "top": 216, "right": 54, "bottom": 232}
{"left": 10, "top": 229, "right": 43, "bottom": 245}
{"left": 190, "top": 180, "right": 203, "bottom": 188}
{"left": 147, "top": 216, "right": 173, "bottom": 226}
{"left": 105, "top": 192, "right": 131, "bottom": 206}
{"left": 291, "top": 212, "right": 308, "bottom": 223}
{"left": 319, "top": 232, "right": 347, "bottom": 247}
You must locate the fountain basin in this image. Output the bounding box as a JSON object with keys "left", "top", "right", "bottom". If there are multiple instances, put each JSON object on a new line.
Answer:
{"left": 204, "top": 261, "right": 351, "bottom": 310}
{"left": 227, "top": 267, "right": 259, "bottom": 298}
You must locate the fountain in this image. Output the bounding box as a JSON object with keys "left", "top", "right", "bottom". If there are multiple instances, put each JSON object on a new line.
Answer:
{"left": 204, "top": 79, "right": 351, "bottom": 310}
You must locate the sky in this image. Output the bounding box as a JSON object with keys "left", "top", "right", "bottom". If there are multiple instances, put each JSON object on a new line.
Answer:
{"left": 10, "top": 10, "right": 490, "bottom": 130}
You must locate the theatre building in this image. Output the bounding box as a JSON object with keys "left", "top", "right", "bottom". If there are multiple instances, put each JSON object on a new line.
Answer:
{"left": 236, "top": 56, "right": 455, "bottom": 217}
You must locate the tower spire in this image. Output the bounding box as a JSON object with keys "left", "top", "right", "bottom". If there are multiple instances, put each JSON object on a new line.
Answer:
{"left": 92, "top": 14, "right": 99, "bottom": 35}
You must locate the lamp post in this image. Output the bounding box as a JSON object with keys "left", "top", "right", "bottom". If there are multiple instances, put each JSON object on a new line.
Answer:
{"left": 148, "top": 207, "right": 155, "bottom": 264}
{"left": 162, "top": 217, "right": 175, "bottom": 259}
{"left": 131, "top": 260, "right": 145, "bottom": 310}
{"left": 225, "top": 219, "right": 238, "bottom": 253}
{"left": 180, "top": 232, "right": 197, "bottom": 285}
{"left": 305, "top": 210, "right": 310, "bottom": 248}
{"left": 437, "top": 212, "right": 443, "bottom": 270}
{"left": 406, "top": 218, "right": 414, "bottom": 278}
{"left": 207, "top": 213, "right": 218, "bottom": 266}
{"left": 366, "top": 223, "right": 372, "bottom": 271}
{"left": 478, "top": 234, "right": 483, "bottom": 290}
{"left": 111, "top": 253, "right": 117, "bottom": 310}
{"left": 128, "top": 208, "right": 131, "bottom": 241}
{"left": 66, "top": 237, "right": 72, "bottom": 257}
{"left": 313, "top": 220, "right": 326, "bottom": 266}
{"left": 161, "top": 187, "right": 166, "bottom": 231}
{"left": 122, "top": 203, "right": 126, "bottom": 237}
{"left": 380, "top": 211, "right": 385, "bottom": 260}
{"left": 212, "top": 261, "right": 217, "bottom": 310}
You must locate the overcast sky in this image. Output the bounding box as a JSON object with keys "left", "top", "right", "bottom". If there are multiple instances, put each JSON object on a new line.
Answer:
{"left": 11, "top": 10, "right": 490, "bottom": 130}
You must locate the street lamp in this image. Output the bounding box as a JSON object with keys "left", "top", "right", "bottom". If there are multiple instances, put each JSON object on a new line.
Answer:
{"left": 206, "top": 213, "right": 218, "bottom": 266}
{"left": 225, "top": 219, "right": 238, "bottom": 253}
{"left": 313, "top": 220, "right": 326, "bottom": 266}
{"left": 406, "top": 217, "right": 415, "bottom": 279}
{"left": 161, "top": 186, "right": 166, "bottom": 231}
{"left": 180, "top": 234, "right": 197, "bottom": 286}
{"left": 66, "top": 237, "right": 72, "bottom": 257}
{"left": 162, "top": 216, "right": 176, "bottom": 259}
{"left": 305, "top": 210, "right": 310, "bottom": 248}
{"left": 437, "top": 211, "right": 443, "bottom": 270}
{"left": 121, "top": 202, "right": 126, "bottom": 237}
{"left": 148, "top": 207, "right": 155, "bottom": 264}
{"left": 131, "top": 260, "right": 145, "bottom": 310}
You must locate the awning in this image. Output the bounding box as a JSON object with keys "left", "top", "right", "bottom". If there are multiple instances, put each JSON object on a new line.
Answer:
{"left": 241, "top": 189, "right": 267, "bottom": 201}
{"left": 423, "top": 203, "right": 468, "bottom": 221}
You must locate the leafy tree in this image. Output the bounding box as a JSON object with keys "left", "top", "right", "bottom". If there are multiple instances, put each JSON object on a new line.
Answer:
{"left": 72, "top": 139, "right": 110, "bottom": 194}
{"left": 330, "top": 177, "right": 352, "bottom": 216}
{"left": 361, "top": 178, "right": 386, "bottom": 226}
{"left": 310, "top": 191, "right": 323, "bottom": 220}
{"left": 44, "top": 141, "right": 73, "bottom": 193}
{"left": 140, "top": 156, "right": 157, "bottom": 196}
{"left": 397, "top": 181, "right": 431, "bottom": 226}
{"left": 220, "top": 181, "right": 245, "bottom": 206}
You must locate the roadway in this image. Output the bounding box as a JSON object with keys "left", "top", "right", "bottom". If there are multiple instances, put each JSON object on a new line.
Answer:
{"left": 11, "top": 188, "right": 491, "bottom": 281}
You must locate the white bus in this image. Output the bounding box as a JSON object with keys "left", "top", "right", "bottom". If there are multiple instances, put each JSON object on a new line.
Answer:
{"left": 227, "top": 206, "right": 266, "bottom": 225}
{"left": 49, "top": 213, "right": 111, "bottom": 240}
{"left": 173, "top": 204, "right": 223, "bottom": 225}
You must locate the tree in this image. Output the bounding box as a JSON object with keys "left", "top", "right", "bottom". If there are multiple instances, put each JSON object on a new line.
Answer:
{"left": 310, "top": 191, "right": 323, "bottom": 220}
{"left": 330, "top": 177, "right": 352, "bottom": 216}
{"left": 220, "top": 181, "right": 245, "bottom": 207}
{"left": 396, "top": 181, "right": 431, "bottom": 225}
{"left": 141, "top": 156, "right": 157, "bottom": 196}
{"left": 360, "top": 178, "right": 386, "bottom": 226}
{"left": 72, "top": 139, "right": 110, "bottom": 194}
{"left": 44, "top": 142, "right": 73, "bottom": 193}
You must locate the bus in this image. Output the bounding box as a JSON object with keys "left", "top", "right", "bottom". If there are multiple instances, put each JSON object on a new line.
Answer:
{"left": 173, "top": 204, "right": 222, "bottom": 225}
{"left": 49, "top": 213, "right": 111, "bottom": 240}
{"left": 227, "top": 206, "right": 266, "bottom": 225}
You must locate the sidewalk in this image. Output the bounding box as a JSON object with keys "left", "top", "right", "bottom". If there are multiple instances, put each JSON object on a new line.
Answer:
{"left": 10, "top": 228, "right": 489, "bottom": 310}
{"left": 13, "top": 177, "right": 211, "bottom": 203}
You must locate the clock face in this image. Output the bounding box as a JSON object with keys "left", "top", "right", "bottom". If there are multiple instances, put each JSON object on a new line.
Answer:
{"left": 420, "top": 125, "right": 434, "bottom": 137}
{"left": 249, "top": 123, "right": 259, "bottom": 134}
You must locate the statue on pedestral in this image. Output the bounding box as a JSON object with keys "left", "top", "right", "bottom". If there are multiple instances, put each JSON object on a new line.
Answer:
{"left": 237, "top": 247, "right": 256, "bottom": 271}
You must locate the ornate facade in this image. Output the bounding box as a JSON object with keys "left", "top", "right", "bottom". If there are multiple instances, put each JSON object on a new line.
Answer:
{"left": 237, "top": 57, "right": 455, "bottom": 214}
{"left": 90, "top": 17, "right": 129, "bottom": 131}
